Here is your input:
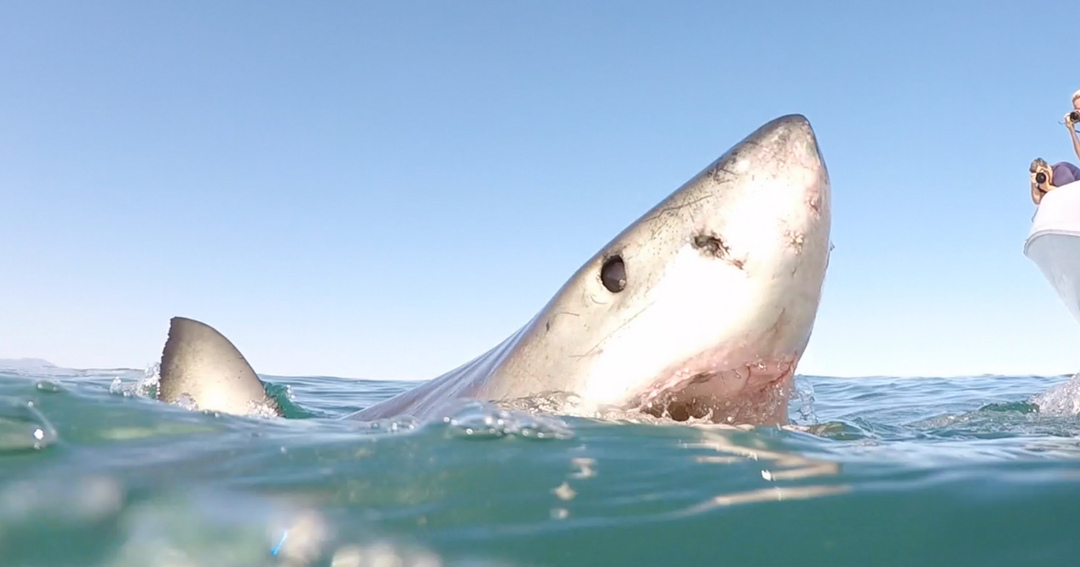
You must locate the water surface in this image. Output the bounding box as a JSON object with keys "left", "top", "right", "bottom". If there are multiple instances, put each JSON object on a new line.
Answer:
{"left": 0, "top": 362, "right": 1077, "bottom": 566}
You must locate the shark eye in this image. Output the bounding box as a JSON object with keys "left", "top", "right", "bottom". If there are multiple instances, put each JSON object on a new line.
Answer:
{"left": 600, "top": 255, "right": 626, "bottom": 293}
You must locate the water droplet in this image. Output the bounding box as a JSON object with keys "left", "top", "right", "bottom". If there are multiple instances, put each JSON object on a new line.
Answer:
{"left": 0, "top": 397, "right": 58, "bottom": 452}
{"left": 34, "top": 380, "right": 63, "bottom": 393}
{"left": 552, "top": 482, "right": 576, "bottom": 500}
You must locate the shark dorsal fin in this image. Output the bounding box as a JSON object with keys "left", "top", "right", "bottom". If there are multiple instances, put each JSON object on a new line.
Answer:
{"left": 158, "top": 316, "right": 282, "bottom": 417}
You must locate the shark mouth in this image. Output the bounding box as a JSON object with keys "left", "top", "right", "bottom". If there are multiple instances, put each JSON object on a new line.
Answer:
{"left": 633, "top": 354, "right": 800, "bottom": 424}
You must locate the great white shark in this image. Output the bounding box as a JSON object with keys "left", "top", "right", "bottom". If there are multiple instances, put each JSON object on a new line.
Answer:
{"left": 157, "top": 114, "right": 832, "bottom": 426}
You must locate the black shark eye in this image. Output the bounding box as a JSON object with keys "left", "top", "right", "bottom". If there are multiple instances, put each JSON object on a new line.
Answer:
{"left": 600, "top": 255, "right": 626, "bottom": 293}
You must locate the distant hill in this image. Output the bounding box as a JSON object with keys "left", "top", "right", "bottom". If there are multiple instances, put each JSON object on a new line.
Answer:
{"left": 0, "top": 358, "right": 142, "bottom": 378}
{"left": 0, "top": 358, "right": 58, "bottom": 370}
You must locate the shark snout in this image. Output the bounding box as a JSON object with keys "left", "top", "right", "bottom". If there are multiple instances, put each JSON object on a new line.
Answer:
{"left": 760, "top": 114, "right": 823, "bottom": 162}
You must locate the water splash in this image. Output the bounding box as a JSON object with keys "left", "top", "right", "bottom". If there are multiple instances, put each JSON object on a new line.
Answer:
{"left": 1032, "top": 372, "right": 1080, "bottom": 416}
{"left": 0, "top": 397, "right": 58, "bottom": 452}
{"left": 109, "top": 363, "right": 161, "bottom": 399}
{"left": 438, "top": 400, "right": 574, "bottom": 441}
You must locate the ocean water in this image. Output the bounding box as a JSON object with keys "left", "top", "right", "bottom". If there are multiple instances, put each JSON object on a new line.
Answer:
{"left": 1, "top": 362, "right": 1079, "bottom": 567}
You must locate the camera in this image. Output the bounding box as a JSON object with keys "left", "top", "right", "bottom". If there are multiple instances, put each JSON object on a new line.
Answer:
{"left": 1071, "top": 110, "right": 1080, "bottom": 123}
{"left": 1031, "top": 157, "right": 1052, "bottom": 187}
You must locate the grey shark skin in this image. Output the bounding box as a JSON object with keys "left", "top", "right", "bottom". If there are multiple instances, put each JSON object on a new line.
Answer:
{"left": 158, "top": 317, "right": 281, "bottom": 416}
{"left": 157, "top": 114, "right": 832, "bottom": 426}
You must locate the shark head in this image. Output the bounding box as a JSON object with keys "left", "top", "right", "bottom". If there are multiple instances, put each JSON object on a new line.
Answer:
{"left": 485, "top": 114, "right": 832, "bottom": 424}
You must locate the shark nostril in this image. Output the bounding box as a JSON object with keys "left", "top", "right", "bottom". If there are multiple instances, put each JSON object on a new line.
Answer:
{"left": 692, "top": 234, "right": 728, "bottom": 257}
{"left": 692, "top": 234, "right": 746, "bottom": 270}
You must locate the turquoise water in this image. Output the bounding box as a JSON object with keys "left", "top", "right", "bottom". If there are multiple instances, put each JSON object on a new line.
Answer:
{"left": 1, "top": 362, "right": 1079, "bottom": 566}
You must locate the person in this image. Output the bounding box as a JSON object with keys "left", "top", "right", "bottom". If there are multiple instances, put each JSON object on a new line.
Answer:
{"left": 1031, "top": 90, "right": 1080, "bottom": 205}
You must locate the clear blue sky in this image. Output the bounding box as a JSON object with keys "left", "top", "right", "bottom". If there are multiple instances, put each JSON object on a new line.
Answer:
{"left": 2, "top": 0, "right": 1079, "bottom": 379}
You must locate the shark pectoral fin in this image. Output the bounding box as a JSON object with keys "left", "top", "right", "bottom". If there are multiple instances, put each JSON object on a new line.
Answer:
{"left": 158, "top": 316, "right": 283, "bottom": 417}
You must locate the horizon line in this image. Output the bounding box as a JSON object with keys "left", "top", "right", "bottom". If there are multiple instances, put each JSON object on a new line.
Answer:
{"left": 0, "top": 358, "right": 1073, "bottom": 382}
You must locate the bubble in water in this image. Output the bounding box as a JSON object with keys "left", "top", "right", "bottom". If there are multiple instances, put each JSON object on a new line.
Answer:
{"left": 570, "top": 457, "right": 595, "bottom": 479}
{"left": 109, "top": 492, "right": 306, "bottom": 567}
{"left": 0, "top": 475, "right": 126, "bottom": 565}
{"left": 331, "top": 546, "right": 366, "bottom": 567}
{"left": 174, "top": 393, "right": 199, "bottom": 412}
{"left": 273, "top": 510, "right": 332, "bottom": 565}
{"left": 552, "top": 482, "right": 575, "bottom": 500}
{"left": 102, "top": 488, "right": 506, "bottom": 567}
{"left": 330, "top": 542, "right": 446, "bottom": 567}
{"left": 0, "top": 475, "right": 123, "bottom": 522}
{"left": 34, "top": 379, "right": 64, "bottom": 393}
{"left": 0, "top": 397, "right": 58, "bottom": 452}
{"left": 441, "top": 401, "right": 573, "bottom": 441}
{"left": 360, "top": 417, "right": 421, "bottom": 435}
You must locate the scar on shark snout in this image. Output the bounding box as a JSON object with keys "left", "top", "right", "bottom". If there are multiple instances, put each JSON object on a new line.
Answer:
{"left": 692, "top": 234, "right": 745, "bottom": 270}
